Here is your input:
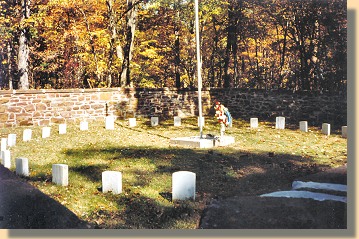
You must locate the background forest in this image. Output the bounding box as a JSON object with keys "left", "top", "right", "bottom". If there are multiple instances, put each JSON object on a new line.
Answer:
{"left": 0, "top": 0, "right": 347, "bottom": 91}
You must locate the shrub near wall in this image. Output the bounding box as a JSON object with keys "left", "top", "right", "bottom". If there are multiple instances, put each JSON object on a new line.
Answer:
{"left": 0, "top": 88, "right": 346, "bottom": 129}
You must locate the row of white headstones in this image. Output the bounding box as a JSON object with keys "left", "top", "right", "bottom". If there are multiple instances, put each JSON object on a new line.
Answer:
{"left": 0, "top": 116, "right": 197, "bottom": 201}
{"left": 0, "top": 116, "right": 347, "bottom": 201}
{"left": 252, "top": 116, "right": 348, "bottom": 138}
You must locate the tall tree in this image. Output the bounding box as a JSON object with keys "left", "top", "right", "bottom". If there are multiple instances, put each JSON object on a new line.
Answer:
{"left": 120, "top": 0, "right": 138, "bottom": 87}
{"left": 223, "top": 0, "right": 243, "bottom": 88}
{"left": 0, "top": 0, "right": 346, "bottom": 91}
{"left": 17, "top": 0, "right": 31, "bottom": 90}
{"left": 0, "top": 0, "right": 18, "bottom": 89}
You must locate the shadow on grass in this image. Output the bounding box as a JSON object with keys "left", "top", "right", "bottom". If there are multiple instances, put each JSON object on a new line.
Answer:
{"left": 61, "top": 144, "right": 337, "bottom": 228}
{"left": 115, "top": 193, "right": 196, "bottom": 229}
{"left": 70, "top": 164, "right": 108, "bottom": 182}
{"left": 0, "top": 166, "right": 90, "bottom": 229}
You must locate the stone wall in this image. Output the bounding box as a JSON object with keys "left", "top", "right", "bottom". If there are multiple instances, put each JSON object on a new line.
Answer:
{"left": 0, "top": 88, "right": 125, "bottom": 127}
{"left": 0, "top": 88, "right": 211, "bottom": 127}
{"left": 0, "top": 88, "right": 346, "bottom": 129}
{"left": 210, "top": 88, "right": 347, "bottom": 129}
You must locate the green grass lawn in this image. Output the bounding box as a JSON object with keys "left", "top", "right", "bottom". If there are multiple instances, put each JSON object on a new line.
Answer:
{"left": 1, "top": 117, "right": 347, "bottom": 228}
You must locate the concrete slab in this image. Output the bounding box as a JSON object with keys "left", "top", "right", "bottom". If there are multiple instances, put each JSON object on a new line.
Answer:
{"left": 170, "top": 136, "right": 215, "bottom": 148}
{"left": 292, "top": 181, "right": 347, "bottom": 192}
{"left": 170, "top": 135, "right": 235, "bottom": 148}
{"left": 260, "top": 190, "right": 347, "bottom": 203}
{"left": 214, "top": 135, "right": 235, "bottom": 147}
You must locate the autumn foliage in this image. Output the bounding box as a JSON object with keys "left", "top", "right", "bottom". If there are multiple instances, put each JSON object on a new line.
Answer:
{"left": 0, "top": 0, "right": 346, "bottom": 91}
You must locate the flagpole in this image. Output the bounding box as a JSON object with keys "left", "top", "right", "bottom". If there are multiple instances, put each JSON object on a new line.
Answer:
{"left": 195, "top": 0, "right": 203, "bottom": 139}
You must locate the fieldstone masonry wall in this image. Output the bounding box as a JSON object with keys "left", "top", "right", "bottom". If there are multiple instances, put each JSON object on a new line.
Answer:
{"left": 0, "top": 88, "right": 125, "bottom": 127}
{"left": 0, "top": 88, "right": 346, "bottom": 129}
{"left": 210, "top": 89, "right": 347, "bottom": 129}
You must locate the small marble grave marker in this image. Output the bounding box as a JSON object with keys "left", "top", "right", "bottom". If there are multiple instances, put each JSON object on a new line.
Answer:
{"left": 1, "top": 150, "right": 11, "bottom": 169}
{"left": 275, "top": 117, "right": 285, "bottom": 129}
{"left": 151, "top": 117, "right": 159, "bottom": 127}
{"left": 23, "top": 129, "right": 32, "bottom": 141}
{"left": 1, "top": 138, "right": 7, "bottom": 151}
{"left": 174, "top": 116, "right": 181, "bottom": 127}
{"left": 59, "top": 124, "right": 67, "bottom": 134}
{"left": 105, "top": 116, "right": 115, "bottom": 130}
{"left": 128, "top": 118, "right": 137, "bottom": 127}
{"left": 52, "top": 164, "right": 68, "bottom": 186}
{"left": 102, "top": 171, "right": 122, "bottom": 194}
{"left": 80, "top": 121, "right": 89, "bottom": 131}
{"left": 16, "top": 157, "right": 29, "bottom": 177}
{"left": 42, "top": 127, "right": 51, "bottom": 138}
{"left": 172, "top": 171, "right": 196, "bottom": 201}
{"left": 299, "top": 121, "right": 308, "bottom": 132}
{"left": 198, "top": 117, "right": 205, "bottom": 127}
{"left": 342, "top": 126, "right": 347, "bottom": 138}
{"left": 322, "top": 123, "right": 331, "bottom": 136}
{"left": 7, "top": 134, "right": 16, "bottom": 147}
{"left": 250, "top": 118, "right": 258, "bottom": 128}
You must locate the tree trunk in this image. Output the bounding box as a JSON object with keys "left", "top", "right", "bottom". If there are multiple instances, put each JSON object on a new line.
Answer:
{"left": 106, "top": 0, "right": 122, "bottom": 87}
{"left": 17, "top": 0, "right": 31, "bottom": 90}
{"left": 174, "top": 27, "right": 181, "bottom": 88}
{"left": 223, "top": 1, "right": 241, "bottom": 88}
{"left": 120, "top": 0, "right": 137, "bottom": 87}
{"left": 7, "top": 42, "right": 13, "bottom": 90}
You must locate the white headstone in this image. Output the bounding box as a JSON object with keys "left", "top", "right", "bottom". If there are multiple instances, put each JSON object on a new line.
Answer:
{"left": 52, "top": 164, "right": 69, "bottom": 186}
{"left": 7, "top": 134, "right": 16, "bottom": 147}
{"left": 102, "top": 171, "right": 122, "bottom": 194}
{"left": 299, "top": 121, "right": 308, "bottom": 132}
{"left": 174, "top": 116, "right": 181, "bottom": 127}
{"left": 322, "top": 123, "right": 331, "bottom": 136}
{"left": 80, "top": 121, "right": 88, "bottom": 131}
{"left": 23, "top": 129, "right": 32, "bottom": 141}
{"left": 1, "top": 150, "right": 11, "bottom": 169}
{"left": 42, "top": 127, "right": 51, "bottom": 138}
{"left": 172, "top": 171, "right": 196, "bottom": 201}
{"left": 250, "top": 118, "right": 258, "bottom": 128}
{"left": 1, "top": 138, "right": 7, "bottom": 151}
{"left": 16, "top": 157, "right": 29, "bottom": 177}
{"left": 59, "top": 124, "right": 67, "bottom": 134}
{"left": 105, "top": 116, "right": 115, "bottom": 130}
{"left": 128, "top": 118, "right": 136, "bottom": 127}
{"left": 275, "top": 117, "right": 285, "bottom": 129}
{"left": 198, "top": 117, "right": 205, "bottom": 127}
{"left": 341, "top": 126, "right": 347, "bottom": 138}
{"left": 151, "top": 117, "right": 159, "bottom": 127}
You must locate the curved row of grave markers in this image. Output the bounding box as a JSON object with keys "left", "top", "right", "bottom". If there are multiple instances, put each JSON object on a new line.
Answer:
{"left": 0, "top": 116, "right": 198, "bottom": 201}
{"left": 1, "top": 116, "right": 347, "bottom": 202}
{"left": 2, "top": 116, "right": 347, "bottom": 145}
{"left": 250, "top": 117, "right": 347, "bottom": 138}
{"left": 2, "top": 154, "right": 196, "bottom": 201}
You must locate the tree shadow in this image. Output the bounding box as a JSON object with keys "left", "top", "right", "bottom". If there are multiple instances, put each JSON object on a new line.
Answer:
{"left": 0, "top": 166, "right": 90, "bottom": 229}
{"left": 114, "top": 193, "right": 196, "bottom": 229}
{"left": 70, "top": 164, "right": 108, "bottom": 182}
{"left": 60, "top": 144, "right": 340, "bottom": 228}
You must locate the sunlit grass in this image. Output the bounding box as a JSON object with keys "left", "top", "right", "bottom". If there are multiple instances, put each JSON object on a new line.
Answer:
{"left": 1, "top": 116, "right": 347, "bottom": 228}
